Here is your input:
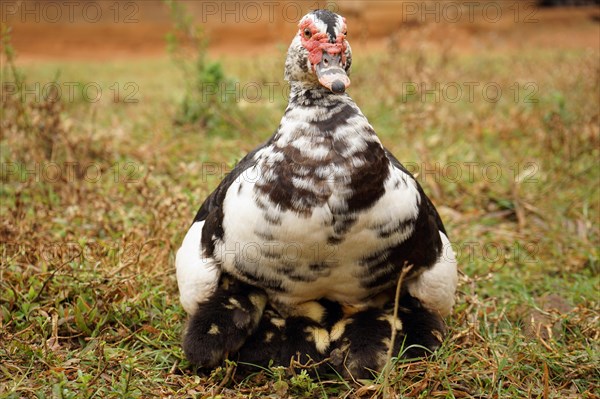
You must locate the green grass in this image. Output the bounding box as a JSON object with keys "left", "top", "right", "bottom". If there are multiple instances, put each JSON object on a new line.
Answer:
{"left": 1, "top": 33, "right": 599, "bottom": 398}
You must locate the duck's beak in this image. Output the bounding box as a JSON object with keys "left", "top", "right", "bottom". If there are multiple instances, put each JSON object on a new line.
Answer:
{"left": 315, "top": 52, "right": 350, "bottom": 94}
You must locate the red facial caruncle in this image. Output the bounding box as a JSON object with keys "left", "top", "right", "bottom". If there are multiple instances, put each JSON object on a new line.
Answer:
{"left": 299, "top": 17, "right": 348, "bottom": 69}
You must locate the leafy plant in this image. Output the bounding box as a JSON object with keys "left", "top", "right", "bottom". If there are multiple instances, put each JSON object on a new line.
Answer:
{"left": 289, "top": 369, "right": 319, "bottom": 397}
{"left": 163, "top": 0, "right": 241, "bottom": 133}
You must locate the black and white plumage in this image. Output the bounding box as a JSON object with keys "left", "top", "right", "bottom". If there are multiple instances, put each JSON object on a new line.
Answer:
{"left": 176, "top": 9, "right": 457, "bottom": 377}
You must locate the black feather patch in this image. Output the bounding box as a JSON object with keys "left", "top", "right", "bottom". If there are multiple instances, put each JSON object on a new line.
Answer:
{"left": 182, "top": 276, "right": 267, "bottom": 369}
{"left": 346, "top": 140, "right": 390, "bottom": 212}
{"left": 329, "top": 295, "right": 446, "bottom": 379}
{"left": 236, "top": 308, "right": 331, "bottom": 375}
{"left": 312, "top": 9, "right": 339, "bottom": 41}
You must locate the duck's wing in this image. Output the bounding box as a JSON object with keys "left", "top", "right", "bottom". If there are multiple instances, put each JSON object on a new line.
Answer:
{"left": 384, "top": 148, "right": 446, "bottom": 235}
{"left": 383, "top": 148, "right": 458, "bottom": 317}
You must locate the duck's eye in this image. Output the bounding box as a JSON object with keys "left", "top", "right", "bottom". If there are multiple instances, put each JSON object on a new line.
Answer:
{"left": 343, "top": 31, "right": 348, "bottom": 37}
{"left": 303, "top": 28, "right": 312, "bottom": 39}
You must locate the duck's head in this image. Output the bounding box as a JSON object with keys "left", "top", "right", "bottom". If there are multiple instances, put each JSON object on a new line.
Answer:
{"left": 285, "top": 9, "right": 352, "bottom": 94}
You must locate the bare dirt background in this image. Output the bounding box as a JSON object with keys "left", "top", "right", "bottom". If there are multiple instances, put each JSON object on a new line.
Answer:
{"left": 4, "top": 1, "right": 599, "bottom": 61}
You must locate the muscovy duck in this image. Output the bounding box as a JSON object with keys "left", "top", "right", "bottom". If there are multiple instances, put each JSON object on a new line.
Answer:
{"left": 176, "top": 9, "right": 458, "bottom": 378}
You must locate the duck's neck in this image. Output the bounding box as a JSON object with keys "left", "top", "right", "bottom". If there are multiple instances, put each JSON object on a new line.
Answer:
{"left": 271, "top": 82, "right": 380, "bottom": 151}
{"left": 287, "top": 82, "right": 352, "bottom": 109}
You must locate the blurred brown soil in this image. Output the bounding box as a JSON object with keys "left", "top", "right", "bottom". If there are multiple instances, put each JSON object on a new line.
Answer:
{"left": 4, "top": 4, "right": 599, "bottom": 62}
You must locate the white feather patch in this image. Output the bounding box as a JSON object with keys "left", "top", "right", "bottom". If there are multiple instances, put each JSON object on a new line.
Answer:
{"left": 175, "top": 221, "right": 221, "bottom": 315}
{"left": 407, "top": 232, "right": 458, "bottom": 317}
{"left": 217, "top": 163, "right": 423, "bottom": 306}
